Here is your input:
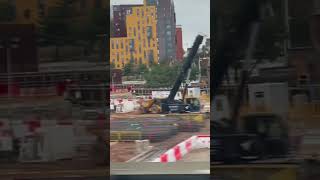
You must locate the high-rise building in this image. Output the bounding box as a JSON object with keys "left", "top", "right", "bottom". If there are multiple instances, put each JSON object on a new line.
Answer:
{"left": 175, "top": 25, "right": 184, "bottom": 61}
{"left": 110, "top": 2, "right": 159, "bottom": 69}
{"left": 112, "top": 4, "right": 143, "bottom": 37}
{"left": 145, "top": 0, "right": 176, "bottom": 63}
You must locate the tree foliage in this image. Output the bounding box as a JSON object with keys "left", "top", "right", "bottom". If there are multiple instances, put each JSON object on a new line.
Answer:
{"left": 123, "top": 62, "right": 135, "bottom": 76}
{"left": 190, "top": 64, "right": 199, "bottom": 81}
{"left": 143, "top": 64, "right": 180, "bottom": 88}
{"left": 136, "top": 64, "right": 148, "bottom": 75}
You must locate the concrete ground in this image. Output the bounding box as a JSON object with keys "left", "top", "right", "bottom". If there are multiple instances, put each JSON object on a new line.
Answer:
{"left": 181, "top": 148, "right": 210, "bottom": 162}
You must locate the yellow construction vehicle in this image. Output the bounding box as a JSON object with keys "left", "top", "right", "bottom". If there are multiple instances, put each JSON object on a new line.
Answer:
{"left": 140, "top": 98, "right": 163, "bottom": 114}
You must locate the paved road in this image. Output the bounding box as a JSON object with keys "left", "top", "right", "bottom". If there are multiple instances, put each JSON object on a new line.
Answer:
{"left": 181, "top": 148, "right": 210, "bottom": 162}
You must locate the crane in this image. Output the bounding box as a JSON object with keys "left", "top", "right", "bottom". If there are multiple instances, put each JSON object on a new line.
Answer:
{"left": 141, "top": 35, "right": 203, "bottom": 113}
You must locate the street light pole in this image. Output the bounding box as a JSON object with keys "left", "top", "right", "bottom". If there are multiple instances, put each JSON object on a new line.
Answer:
{"left": 198, "top": 57, "right": 201, "bottom": 82}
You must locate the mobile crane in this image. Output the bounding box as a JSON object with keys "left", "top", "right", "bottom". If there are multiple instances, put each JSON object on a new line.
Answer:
{"left": 141, "top": 35, "right": 203, "bottom": 113}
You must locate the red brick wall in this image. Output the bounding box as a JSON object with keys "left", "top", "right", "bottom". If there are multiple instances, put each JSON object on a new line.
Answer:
{"left": 175, "top": 27, "right": 184, "bottom": 61}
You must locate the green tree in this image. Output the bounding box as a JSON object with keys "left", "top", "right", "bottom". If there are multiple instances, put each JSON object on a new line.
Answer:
{"left": 190, "top": 65, "right": 199, "bottom": 81}
{"left": 110, "top": 62, "right": 116, "bottom": 69}
{"left": 137, "top": 64, "right": 148, "bottom": 74}
{"left": 143, "top": 64, "right": 180, "bottom": 88}
{"left": 123, "top": 62, "right": 135, "bottom": 76}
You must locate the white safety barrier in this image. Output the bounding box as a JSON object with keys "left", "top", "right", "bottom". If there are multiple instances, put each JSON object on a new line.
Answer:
{"left": 153, "top": 135, "right": 210, "bottom": 163}
{"left": 111, "top": 98, "right": 141, "bottom": 113}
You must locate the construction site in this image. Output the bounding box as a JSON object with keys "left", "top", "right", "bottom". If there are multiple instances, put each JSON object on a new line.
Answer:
{"left": 110, "top": 35, "right": 210, "bottom": 163}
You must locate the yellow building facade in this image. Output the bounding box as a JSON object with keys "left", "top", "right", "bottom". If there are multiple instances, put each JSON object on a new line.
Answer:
{"left": 110, "top": 3, "right": 159, "bottom": 69}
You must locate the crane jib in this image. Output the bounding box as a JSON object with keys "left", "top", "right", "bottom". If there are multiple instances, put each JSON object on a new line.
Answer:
{"left": 167, "top": 35, "right": 204, "bottom": 103}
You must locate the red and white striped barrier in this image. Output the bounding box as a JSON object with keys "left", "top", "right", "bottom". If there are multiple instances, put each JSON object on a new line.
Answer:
{"left": 153, "top": 135, "right": 210, "bottom": 162}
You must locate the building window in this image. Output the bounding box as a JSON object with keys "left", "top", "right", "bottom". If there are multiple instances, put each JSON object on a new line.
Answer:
{"left": 147, "top": 17, "right": 149, "bottom": 23}
{"left": 147, "top": 26, "right": 152, "bottom": 38}
{"left": 148, "top": 50, "right": 154, "bottom": 64}
{"left": 137, "top": 8, "right": 140, "bottom": 15}
{"left": 111, "top": 41, "right": 114, "bottom": 49}
{"left": 24, "top": 9, "right": 31, "bottom": 19}
{"left": 117, "top": 53, "right": 119, "bottom": 61}
{"left": 139, "top": 57, "right": 142, "bottom": 64}
{"left": 134, "top": 28, "right": 136, "bottom": 36}
{"left": 116, "top": 42, "right": 119, "bottom": 49}
{"left": 129, "top": 39, "right": 135, "bottom": 51}
{"left": 138, "top": 33, "right": 141, "bottom": 40}
{"left": 144, "top": 51, "right": 146, "bottom": 58}
{"left": 121, "top": 42, "right": 124, "bottom": 49}
{"left": 142, "top": 9, "right": 144, "bottom": 16}
{"left": 139, "top": 45, "right": 142, "bottom": 53}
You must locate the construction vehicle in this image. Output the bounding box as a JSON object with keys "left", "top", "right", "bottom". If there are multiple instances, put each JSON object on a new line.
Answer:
{"left": 141, "top": 35, "right": 204, "bottom": 114}
{"left": 141, "top": 98, "right": 164, "bottom": 113}
{"left": 212, "top": 0, "right": 290, "bottom": 163}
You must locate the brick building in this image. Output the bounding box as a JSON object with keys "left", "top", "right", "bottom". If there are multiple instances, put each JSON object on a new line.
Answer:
{"left": 145, "top": 0, "right": 177, "bottom": 63}
{"left": 175, "top": 25, "right": 184, "bottom": 61}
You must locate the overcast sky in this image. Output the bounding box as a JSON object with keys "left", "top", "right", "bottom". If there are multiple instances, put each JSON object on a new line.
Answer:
{"left": 110, "top": 0, "right": 210, "bottom": 50}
